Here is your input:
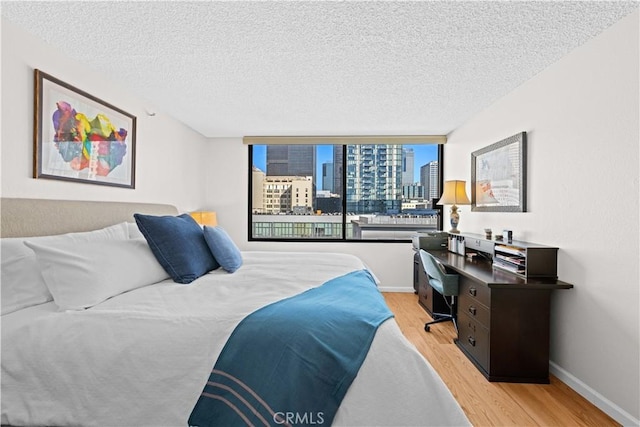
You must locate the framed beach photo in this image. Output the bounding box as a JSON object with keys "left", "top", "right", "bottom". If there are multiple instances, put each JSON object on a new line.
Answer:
{"left": 33, "top": 69, "right": 136, "bottom": 188}
{"left": 471, "top": 132, "right": 527, "bottom": 212}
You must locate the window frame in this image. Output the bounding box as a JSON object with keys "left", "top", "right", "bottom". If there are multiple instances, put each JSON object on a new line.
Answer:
{"left": 248, "top": 142, "right": 444, "bottom": 243}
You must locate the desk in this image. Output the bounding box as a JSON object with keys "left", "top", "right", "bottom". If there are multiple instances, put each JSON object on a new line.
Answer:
{"left": 427, "top": 249, "right": 573, "bottom": 384}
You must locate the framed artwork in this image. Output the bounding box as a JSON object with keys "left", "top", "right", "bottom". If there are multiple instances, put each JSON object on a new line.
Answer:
{"left": 33, "top": 69, "right": 136, "bottom": 188}
{"left": 471, "top": 132, "right": 527, "bottom": 212}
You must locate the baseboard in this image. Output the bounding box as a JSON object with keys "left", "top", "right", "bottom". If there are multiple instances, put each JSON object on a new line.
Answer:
{"left": 379, "top": 286, "right": 415, "bottom": 293}
{"left": 549, "top": 361, "right": 639, "bottom": 426}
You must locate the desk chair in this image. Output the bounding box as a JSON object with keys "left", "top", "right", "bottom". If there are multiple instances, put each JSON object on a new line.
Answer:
{"left": 419, "top": 249, "right": 460, "bottom": 332}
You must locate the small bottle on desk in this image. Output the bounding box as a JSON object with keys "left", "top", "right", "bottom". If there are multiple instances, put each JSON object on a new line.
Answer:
{"left": 457, "top": 236, "right": 466, "bottom": 255}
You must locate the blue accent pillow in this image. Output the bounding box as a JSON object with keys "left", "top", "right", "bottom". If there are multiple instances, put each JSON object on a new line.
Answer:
{"left": 203, "top": 226, "right": 243, "bottom": 273}
{"left": 134, "top": 213, "right": 219, "bottom": 284}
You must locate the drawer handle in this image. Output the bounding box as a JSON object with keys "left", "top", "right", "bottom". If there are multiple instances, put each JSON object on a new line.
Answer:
{"left": 468, "top": 322, "right": 476, "bottom": 332}
{"left": 468, "top": 306, "right": 477, "bottom": 316}
{"left": 468, "top": 287, "right": 477, "bottom": 297}
{"left": 468, "top": 336, "right": 476, "bottom": 347}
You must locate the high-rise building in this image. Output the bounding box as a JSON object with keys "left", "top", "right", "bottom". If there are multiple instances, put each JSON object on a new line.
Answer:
{"left": 322, "top": 162, "right": 334, "bottom": 192}
{"left": 402, "top": 148, "right": 415, "bottom": 185}
{"left": 332, "top": 145, "right": 343, "bottom": 197}
{"left": 266, "top": 145, "right": 315, "bottom": 181}
{"left": 266, "top": 145, "right": 316, "bottom": 210}
{"left": 420, "top": 164, "right": 428, "bottom": 190}
{"left": 345, "top": 145, "right": 403, "bottom": 214}
{"left": 420, "top": 160, "right": 440, "bottom": 200}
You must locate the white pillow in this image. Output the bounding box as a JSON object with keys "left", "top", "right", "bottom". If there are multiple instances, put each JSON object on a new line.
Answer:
{"left": 126, "top": 222, "right": 144, "bottom": 239}
{"left": 1, "top": 222, "right": 129, "bottom": 315}
{"left": 24, "top": 238, "right": 169, "bottom": 311}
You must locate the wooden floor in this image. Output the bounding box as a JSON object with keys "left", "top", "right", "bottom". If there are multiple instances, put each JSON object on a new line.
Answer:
{"left": 383, "top": 292, "right": 619, "bottom": 427}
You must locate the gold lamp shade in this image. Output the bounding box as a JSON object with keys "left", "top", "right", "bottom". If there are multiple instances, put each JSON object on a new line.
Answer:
{"left": 437, "top": 180, "right": 471, "bottom": 206}
{"left": 189, "top": 211, "right": 218, "bottom": 226}
{"left": 437, "top": 180, "right": 470, "bottom": 234}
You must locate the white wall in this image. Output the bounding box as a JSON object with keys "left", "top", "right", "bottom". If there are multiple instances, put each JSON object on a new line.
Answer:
{"left": 444, "top": 11, "right": 639, "bottom": 425}
{"left": 1, "top": 19, "right": 208, "bottom": 212}
{"left": 203, "top": 137, "right": 416, "bottom": 291}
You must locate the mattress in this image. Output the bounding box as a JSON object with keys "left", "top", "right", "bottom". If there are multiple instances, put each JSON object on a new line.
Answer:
{"left": 1, "top": 251, "right": 469, "bottom": 426}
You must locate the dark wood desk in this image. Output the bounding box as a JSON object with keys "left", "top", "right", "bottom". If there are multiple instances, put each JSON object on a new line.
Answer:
{"left": 427, "top": 249, "right": 573, "bottom": 384}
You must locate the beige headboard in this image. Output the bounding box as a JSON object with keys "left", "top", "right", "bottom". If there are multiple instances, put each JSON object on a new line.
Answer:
{"left": 1, "top": 198, "right": 179, "bottom": 238}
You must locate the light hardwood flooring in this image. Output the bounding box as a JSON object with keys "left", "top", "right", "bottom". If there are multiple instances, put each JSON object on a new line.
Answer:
{"left": 383, "top": 292, "right": 620, "bottom": 427}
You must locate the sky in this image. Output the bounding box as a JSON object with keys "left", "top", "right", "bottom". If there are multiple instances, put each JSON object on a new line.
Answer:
{"left": 252, "top": 144, "right": 438, "bottom": 184}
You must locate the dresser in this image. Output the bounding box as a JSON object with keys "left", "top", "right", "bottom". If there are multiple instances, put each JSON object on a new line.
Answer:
{"left": 423, "top": 244, "right": 573, "bottom": 384}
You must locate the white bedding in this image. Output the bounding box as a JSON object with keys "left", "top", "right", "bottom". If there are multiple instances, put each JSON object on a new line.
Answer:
{"left": 1, "top": 251, "right": 469, "bottom": 427}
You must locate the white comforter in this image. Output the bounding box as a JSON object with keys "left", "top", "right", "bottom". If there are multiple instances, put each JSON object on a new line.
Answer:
{"left": 1, "top": 251, "right": 469, "bottom": 427}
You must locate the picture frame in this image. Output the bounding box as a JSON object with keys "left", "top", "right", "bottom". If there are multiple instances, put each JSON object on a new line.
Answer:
{"left": 33, "top": 69, "right": 136, "bottom": 188}
{"left": 471, "top": 132, "right": 527, "bottom": 212}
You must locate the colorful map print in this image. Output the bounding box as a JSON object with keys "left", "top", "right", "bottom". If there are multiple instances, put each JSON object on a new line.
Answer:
{"left": 52, "top": 101, "right": 128, "bottom": 177}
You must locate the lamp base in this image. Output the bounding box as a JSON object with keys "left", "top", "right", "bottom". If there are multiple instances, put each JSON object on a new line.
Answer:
{"left": 449, "top": 204, "right": 461, "bottom": 234}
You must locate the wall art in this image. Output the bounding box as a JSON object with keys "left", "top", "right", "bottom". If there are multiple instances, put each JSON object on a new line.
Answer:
{"left": 471, "top": 132, "right": 526, "bottom": 212}
{"left": 34, "top": 69, "right": 136, "bottom": 188}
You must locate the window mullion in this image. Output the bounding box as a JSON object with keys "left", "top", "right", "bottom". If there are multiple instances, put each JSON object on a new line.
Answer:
{"left": 341, "top": 144, "right": 347, "bottom": 241}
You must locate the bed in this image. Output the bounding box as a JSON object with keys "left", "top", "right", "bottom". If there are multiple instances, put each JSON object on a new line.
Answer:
{"left": 1, "top": 198, "right": 470, "bottom": 427}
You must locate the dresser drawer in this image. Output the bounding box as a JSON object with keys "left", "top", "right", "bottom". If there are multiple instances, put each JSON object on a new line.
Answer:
{"left": 458, "top": 312, "right": 489, "bottom": 370}
{"left": 459, "top": 276, "right": 491, "bottom": 307}
{"left": 459, "top": 292, "right": 490, "bottom": 327}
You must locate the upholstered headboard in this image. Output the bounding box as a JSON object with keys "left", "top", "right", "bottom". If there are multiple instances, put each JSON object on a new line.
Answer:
{"left": 0, "top": 198, "right": 179, "bottom": 238}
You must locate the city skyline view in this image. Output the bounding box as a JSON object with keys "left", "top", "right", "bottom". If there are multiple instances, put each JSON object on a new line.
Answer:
{"left": 250, "top": 143, "right": 442, "bottom": 239}
{"left": 252, "top": 144, "right": 438, "bottom": 186}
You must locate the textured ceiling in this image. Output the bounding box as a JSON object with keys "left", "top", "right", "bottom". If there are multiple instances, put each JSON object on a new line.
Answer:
{"left": 2, "top": 1, "right": 638, "bottom": 138}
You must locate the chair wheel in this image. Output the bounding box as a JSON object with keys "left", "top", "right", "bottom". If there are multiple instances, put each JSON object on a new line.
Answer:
{"left": 424, "top": 324, "right": 430, "bottom": 332}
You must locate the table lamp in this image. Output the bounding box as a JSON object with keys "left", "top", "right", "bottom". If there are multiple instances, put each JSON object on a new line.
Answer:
{"left": 437, "top": 180, "right": 471, "bottom": 234}
{"left": 189, "top": 211, "right": 218, "bottom": 226}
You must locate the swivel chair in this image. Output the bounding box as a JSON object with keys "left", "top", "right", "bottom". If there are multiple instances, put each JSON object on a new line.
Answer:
{"left": 419, "top": 249, "right": 460, "bottom": 332}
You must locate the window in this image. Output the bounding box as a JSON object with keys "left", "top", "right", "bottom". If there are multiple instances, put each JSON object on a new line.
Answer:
{"left": 248, "top": 138, "right": 444, "bottom": 241}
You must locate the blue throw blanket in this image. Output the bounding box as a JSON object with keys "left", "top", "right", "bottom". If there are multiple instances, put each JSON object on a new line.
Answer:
{"left": 188, "top": 269, "right": 393, "bottom": 427}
